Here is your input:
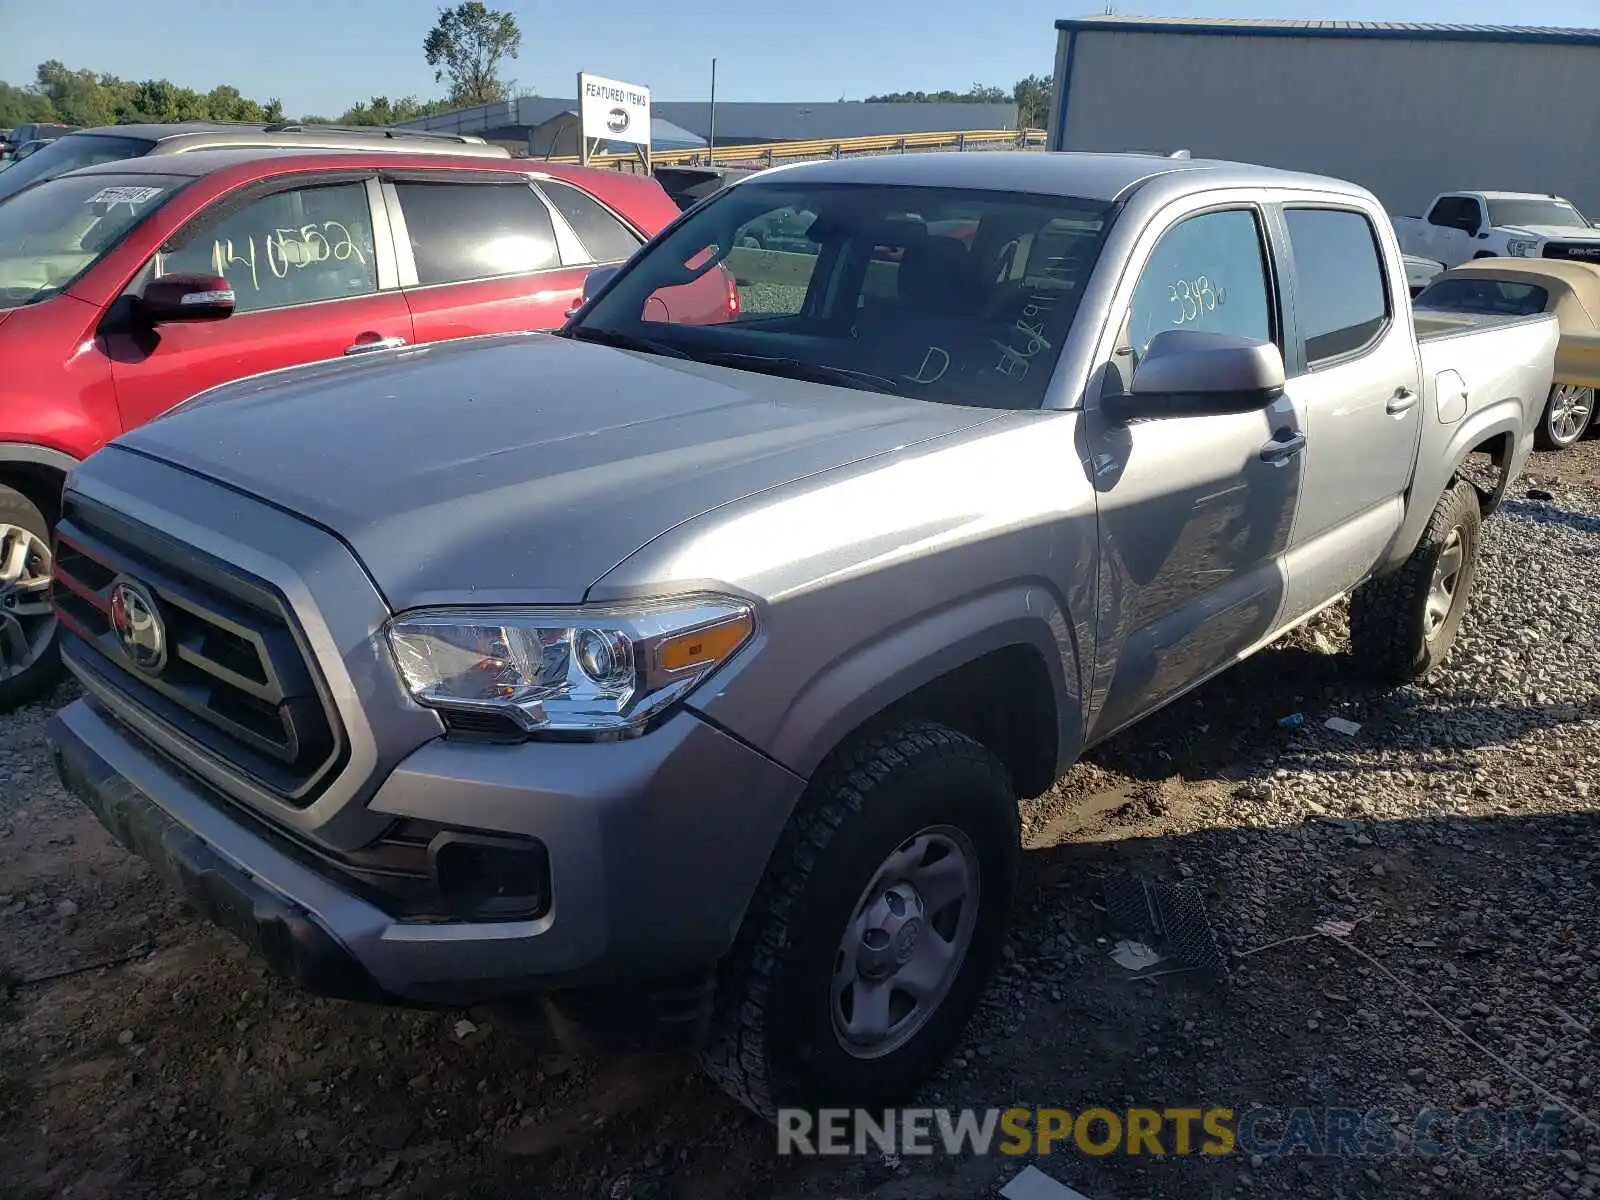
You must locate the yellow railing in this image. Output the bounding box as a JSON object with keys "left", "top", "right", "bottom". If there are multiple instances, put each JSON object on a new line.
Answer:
{"left": 547, "top": 128, "right": 1046, "bottom": 169}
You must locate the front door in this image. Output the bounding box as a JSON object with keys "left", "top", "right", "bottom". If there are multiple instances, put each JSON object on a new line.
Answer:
{"left": 1423, "top": 196, "right": 1482, "bottom": 267}
{"left": 106, "top": 177, "right": 413, "bottom": 431}
{"left": 1084, "top": 204, "right": 1303, "bottom": 741}
{"left": 1276, "top": 204, "right": 1422, "bottom": 620}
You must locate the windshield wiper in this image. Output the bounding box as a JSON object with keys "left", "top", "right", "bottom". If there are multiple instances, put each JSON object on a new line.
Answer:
{"left": 694, "top": 351, "right": 904, "bottom": 394}
{"left": 561, "top": 326, "right": 691, "bottom": 359}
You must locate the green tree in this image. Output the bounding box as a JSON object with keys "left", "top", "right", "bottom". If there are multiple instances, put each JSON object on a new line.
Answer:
{"left": 263, "top": 97, "right": 285, "bottom": 123}
{"left": 338, "top": 94, "right": 450, "bottom": 125}
{"left": 865, "top": 83, "right": 1008, "bottom": 104}
{"left": 423, "top": 2, "right": 521, "bottom": 106}
{"left": 0, "top": 81, "right": 56, "bottom": 126}
{"left": 1012, "top": 74, "right": 1053, "bottom": 129}
{"left": 35, "top": 59, "right": 119, "bottom": 126}
{"left": 205, "top": 84, "right": 266, "bottom": 123}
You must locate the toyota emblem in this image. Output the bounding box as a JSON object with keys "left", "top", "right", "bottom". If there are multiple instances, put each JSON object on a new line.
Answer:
{"left": 109, "top": 579, "right": 166, "bottom": 675}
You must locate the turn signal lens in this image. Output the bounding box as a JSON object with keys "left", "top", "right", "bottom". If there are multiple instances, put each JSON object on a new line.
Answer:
{"left": 659, "top": 612, "right": 754, "bottom": 672}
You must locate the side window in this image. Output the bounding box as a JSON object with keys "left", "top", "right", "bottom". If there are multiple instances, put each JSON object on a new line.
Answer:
{"left": 157, "top": 182, "right": 378, "bottom": 315}
{"left": 393, "top": 181, "right": 560, "bottom": 286}
{"left": 538, "top": 180, "right": 642, "bottom": 265}
{"left": 1427, "top": 197, "right": 1479, "bottom": 232}
{"left": 1284, "top": 208, "right": 1390, "bottom": 366}
{"left": 728, "top": 206, "right": 821, "bottom": 318}
{"left": 1126, "top": 209, "right": 1273, "bottom": 363}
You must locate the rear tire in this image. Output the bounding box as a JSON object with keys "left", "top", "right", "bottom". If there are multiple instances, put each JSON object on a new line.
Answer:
{"left": 699, "top": 721, "right": 1019, "bottom": 1119}
{"left": 1534, "top": 383, "right": 1594, "bottom": 451}
{"left": 1348, "top": 479, "right": 1482, "bottom": 684}
{"left": 0, "top": 483, "right": 62, "bottom": 712}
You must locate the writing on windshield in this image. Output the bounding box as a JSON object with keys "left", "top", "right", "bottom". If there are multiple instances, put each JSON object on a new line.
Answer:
{"left": 575, "top": 182, "right": 1113, "bottom": 410}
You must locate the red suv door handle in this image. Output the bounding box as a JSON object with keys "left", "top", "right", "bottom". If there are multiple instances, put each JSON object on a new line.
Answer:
{"left": 344, "top": 335, "right": 407, "bottom": 357}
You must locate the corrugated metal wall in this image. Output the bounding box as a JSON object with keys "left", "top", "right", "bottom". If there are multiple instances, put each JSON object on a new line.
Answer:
{"left": 1055, "top": 30, "right": 1600, "bottom": 216}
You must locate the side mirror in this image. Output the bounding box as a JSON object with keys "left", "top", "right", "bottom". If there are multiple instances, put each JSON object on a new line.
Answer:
{"left": 139, "top": 273, "right": 235, "bottom": 324}
{"left": 1104, "top": 330, "right": 1285, "bottom": 423}
{"left": 567, "top": 265, "right": 622, "bottom": 319}
{"left": 582, "top": 265, "right": 621, "bottom": 304}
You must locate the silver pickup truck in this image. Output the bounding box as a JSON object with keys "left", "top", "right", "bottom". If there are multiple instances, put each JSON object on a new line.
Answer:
{"left": 45, "top": 152, "right": 1556, "bottom": 1118}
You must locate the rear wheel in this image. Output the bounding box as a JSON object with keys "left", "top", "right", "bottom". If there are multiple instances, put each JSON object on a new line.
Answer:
{"left": 0, "top": 484, "right": 61, "bottom": 712}
{"left": 1349, "top": 479, "right": 1482, "bottom": 684}
{"left": 699, "top": 722, "right": 1019, "bottom": 1119}
{"left": 1535, "top": 383, "right": 1594, "bottom": 451}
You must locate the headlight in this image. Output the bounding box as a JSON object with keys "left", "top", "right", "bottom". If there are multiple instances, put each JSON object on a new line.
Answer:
{"left": 1507, "top": 239, "right": 1539, "bottom": 257}
{"left": 386, "top": 596, "right": 754, "bottom": 736}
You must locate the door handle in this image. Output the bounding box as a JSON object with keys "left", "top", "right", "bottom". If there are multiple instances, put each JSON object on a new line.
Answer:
{"left": 344, "top": 335, "right": 407, "bottom": 356}
{"left": 1387, "top": 387, "right": 1419, "bottom": 415}
{"left": 1259, "top": 430, "right": 1306, "bottom": 465}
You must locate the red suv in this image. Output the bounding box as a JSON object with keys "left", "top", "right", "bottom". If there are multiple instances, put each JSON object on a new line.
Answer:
{"left": 0, "top": 148, "right": 733, "bottom": 707}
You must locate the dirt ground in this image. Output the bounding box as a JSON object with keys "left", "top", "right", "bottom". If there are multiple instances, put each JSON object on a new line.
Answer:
{"left": 6, "top": 441, "right": 1600, "bottom": 1200}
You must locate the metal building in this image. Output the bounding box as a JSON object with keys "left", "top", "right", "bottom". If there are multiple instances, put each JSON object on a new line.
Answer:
{"left": 1049, "top": 17, "right": 1600, "bottom": 218}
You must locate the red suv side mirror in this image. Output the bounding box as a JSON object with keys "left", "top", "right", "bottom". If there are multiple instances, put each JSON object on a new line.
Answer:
{"left": 139, "top": 273, "right": 236, "bottom": 324}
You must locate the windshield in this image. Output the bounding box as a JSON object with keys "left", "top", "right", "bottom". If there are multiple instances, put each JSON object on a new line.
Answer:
{"left": 0, "top": 134, "right": 157, "bottom": 202}
{"left": 1413, "top": 276, "right": 1550, "bottom": 317}
{"left": 1486, "top": 198, "right": 1589, "bottom": 230}
{"left": 569, "top": 181, "right": 1114, "bottom": 409}
{"left": 0, "top": 173, "right": 180, "bottom": 308}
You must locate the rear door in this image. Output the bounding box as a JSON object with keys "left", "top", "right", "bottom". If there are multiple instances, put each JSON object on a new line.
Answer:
{"left": 384, "top": 173, "right": 590, "bottom": 341}
{"left": 106, "top": 174, "right": 412, "bottom": 431}
{"left": 1275, "top": 202, "right": 1423, "bottom": 622}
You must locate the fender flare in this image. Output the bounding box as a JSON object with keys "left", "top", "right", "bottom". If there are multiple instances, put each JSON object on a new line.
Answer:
{"left": 760, "top": 582, "right": 1085, "bottom": 784}
{"left": 0, "top": 442, "right": 80, "bottom": 475}
{"left": 1376, "top": 399, "right": 1523, "bottom": 575}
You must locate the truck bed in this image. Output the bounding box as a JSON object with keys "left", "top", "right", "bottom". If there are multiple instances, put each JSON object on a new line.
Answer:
{"left": 1412, "top": 308, "right": 1554, "bottom": 345}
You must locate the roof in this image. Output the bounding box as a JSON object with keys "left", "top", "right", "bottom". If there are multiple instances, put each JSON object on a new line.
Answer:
{"left": 745, "top": 150, "right": 1360, "bottom": 203}
{"left": 52, "top": 147, "right": 620, "bottom": 183}
{"left": 1054, "top": 15, "right": 1600, "bottom": 47}
{"left": 530, "top": 110, "right": 706, "bottom": 151}
{"left": 399, "top": 98, "right": 1019, "bottom": 142}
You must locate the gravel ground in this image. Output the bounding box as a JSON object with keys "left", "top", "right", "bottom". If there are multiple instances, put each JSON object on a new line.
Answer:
{"left": 4, "top": 443, "right": 1600, "bottom": 1200}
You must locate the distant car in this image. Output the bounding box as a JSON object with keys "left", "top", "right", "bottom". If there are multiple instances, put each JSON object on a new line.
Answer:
{"left": 0, "top": 120, "right": 508, "bottom": 203}
{"left": 654, "top": 165, "right": 758, "bottom": 212}
{"left": 1403, "top": 253, "right": 1444, "bottom": 297}
{"left": 0, "top": 146, "right": 736, "bottom": 704}
{"left": 11, "top": 138, "right": 56, "bottom": 162}
{"left": 1415, "top": 257, "right": 1600, "bottom": 450}
{"left": 1394, "top": 190, "right": 1600, "bottom": 268}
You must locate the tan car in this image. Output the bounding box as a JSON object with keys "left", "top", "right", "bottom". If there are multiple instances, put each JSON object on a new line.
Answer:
{"left": 1415, "top": 257, "right": 1600, "bottom": 449}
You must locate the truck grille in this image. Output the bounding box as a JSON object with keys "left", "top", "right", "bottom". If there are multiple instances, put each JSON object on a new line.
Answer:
{"left": 1541, "top": 242, "right": 1600, "bottom": 262}
{"left": 51, "top": 497, "right": 346, "bottom": 807}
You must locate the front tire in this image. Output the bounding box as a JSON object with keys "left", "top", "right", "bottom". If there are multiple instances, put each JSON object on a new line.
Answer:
{"left": 699, "top": 722, "right": 1019, "bottom": 1119}
{"left": 1349, "top": 479, "right": 1482, "bottom": 684}
{"left": 1535, "top": 383, "right": 1595, "bottom": 451}
{"left": 0, "top": 483, "right": 61, "bottom": 712}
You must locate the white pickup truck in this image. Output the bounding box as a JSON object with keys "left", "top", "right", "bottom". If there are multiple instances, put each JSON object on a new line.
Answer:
{"left": 1394, "top": 191, "right": 1600, "bottom": 268}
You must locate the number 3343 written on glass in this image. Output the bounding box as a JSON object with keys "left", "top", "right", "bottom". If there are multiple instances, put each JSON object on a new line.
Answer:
{"left": 1168, "top": 276, "right": 1226, "bottom": 325}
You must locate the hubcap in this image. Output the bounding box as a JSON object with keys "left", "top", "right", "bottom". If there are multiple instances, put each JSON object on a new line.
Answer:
{"left": 831, "top": 825, "right": 980, "bottom": 1060}
{"left": 0, "top": 523, "right": 55, "bottom": 682}
{"left": 1424, "top": 526, "right": 1464, "bottom": 640}
{"left": 1549, "top": 384, "right": 1593, "bottom": 444}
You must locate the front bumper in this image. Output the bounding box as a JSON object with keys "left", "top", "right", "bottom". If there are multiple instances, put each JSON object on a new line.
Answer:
{"left": 50, "top": 696, "right": 804, "bottom": 1041}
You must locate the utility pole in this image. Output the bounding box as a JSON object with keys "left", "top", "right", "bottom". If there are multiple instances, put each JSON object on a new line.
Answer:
{"left": 707, "top": 58, "right": 718, "bottom": 165}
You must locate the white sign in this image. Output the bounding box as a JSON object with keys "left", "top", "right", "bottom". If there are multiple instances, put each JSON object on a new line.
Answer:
{"left": 577, "top": 72, "right": 651, "bottom": 150}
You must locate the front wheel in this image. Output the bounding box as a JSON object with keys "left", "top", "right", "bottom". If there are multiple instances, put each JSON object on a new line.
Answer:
{"left": 699, "top": 722, "right": 1019, "bottom": 1119}
{"left": 0, "top": 483, "right": 62, "bottom": 712}
{"left": 1535, "top": 383, "right": 1595, "bottom": 451}
{"left": 1349, "top": 479, "right": 1482, "bottom": 684}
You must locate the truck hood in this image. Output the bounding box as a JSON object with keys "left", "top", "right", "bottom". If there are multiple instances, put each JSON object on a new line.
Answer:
{"left": 1501, "top": 225, "right": 1600, "bottom": 241}
{"left": 114, "top": 332, "right": 1000, "bottom": 610}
